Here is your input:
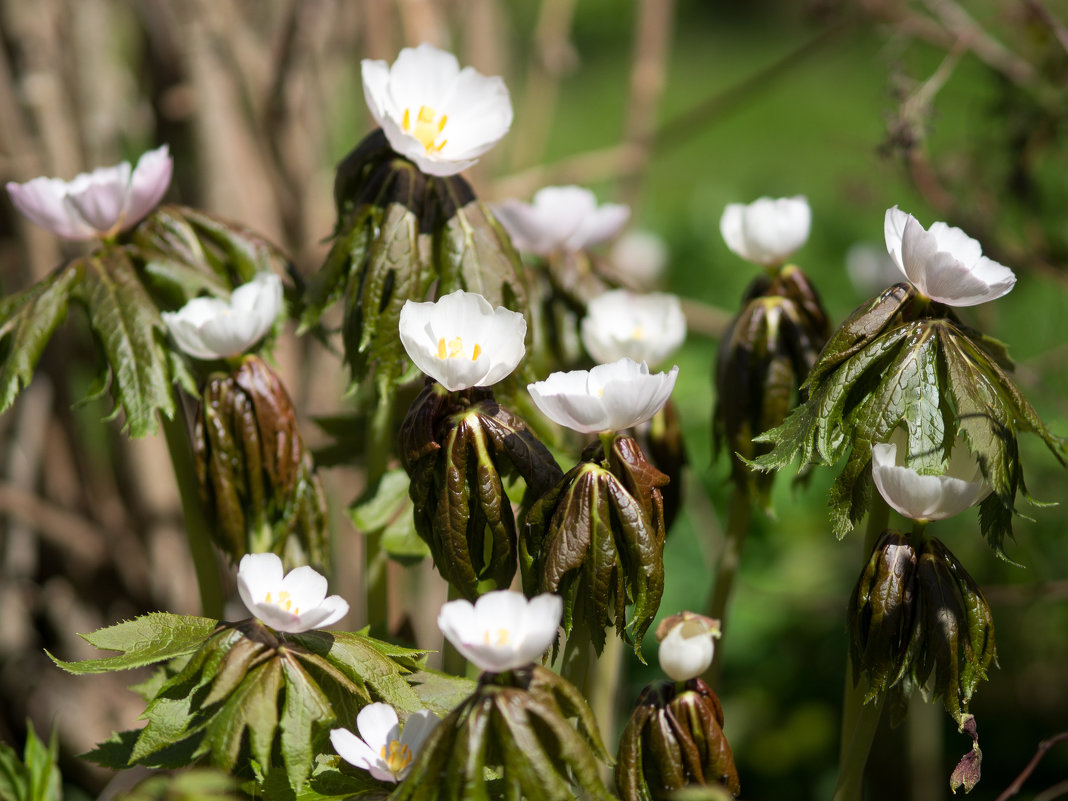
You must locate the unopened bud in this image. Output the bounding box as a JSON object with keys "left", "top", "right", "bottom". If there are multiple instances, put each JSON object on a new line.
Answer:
{"left": 656, "top": 612, "right": 721, "bottom": 682}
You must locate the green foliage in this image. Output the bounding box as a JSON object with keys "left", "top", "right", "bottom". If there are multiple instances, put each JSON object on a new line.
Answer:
{"left": 393, "top": 666, "right": 612, "bottom": 801}
{"left": 57, "top": 615, "right": 429, "bottom": 794}
{"left": 350, "top": 467, "right": 429, "bottom": 563}
{"left": 754, "top": 285, "right": 1066, "bottom": 554}
{"left": 114, "top": 769, "right": 242, "bottom": 801}
{"left": 0, "top": 722, "right": 62, "bottom": 801}
{"left": 520, "top": 435, "right": 667, "bottom": 658}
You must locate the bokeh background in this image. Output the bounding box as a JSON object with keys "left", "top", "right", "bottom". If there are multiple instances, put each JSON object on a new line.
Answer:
{"left": 0, "top": 1, "right": 1066, "bottom": 799}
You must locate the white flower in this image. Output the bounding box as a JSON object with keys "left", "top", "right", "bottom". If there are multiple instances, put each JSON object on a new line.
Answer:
{"left": 609, "top": 229, "right": 669, "bottom": 289}
{"left": 437, "top": 590, "right": 562, "bottom": 673}
{"left": 720, "top": 195, "right": 811, "bottom": 267}
{"left": 656, "top": 612, "right": 721, "bottom": 682}
{"left": 493, "top": 186, "right": 630, "bottom": 256}
{"left": 398, "top": 289, "right": 526, "bottom": 391}
{"left": 871, "top": 430, "right": 992, "bottom": 522}
{"left": 361, "top": 43, "right": 512, "bottom": 177}
{"left": 6, "top": 145, "right": 172, "bottom": 240}
{"left": 162, "top": 273, "right": 283, "bottom": 360}
{"left": 883, "top": 206, "right": 1016, "bottom": 307}
{"left": 330, "top": 703, "right": 438, "bottom": 783}
{"left": 236, "top": 552, "right": 349, "bottom": 634}
{"left": 527, "top": 357, "right": 679, "bottom": 434}
{"left": 580, "top": 290, "right": 686, "bottom": 367}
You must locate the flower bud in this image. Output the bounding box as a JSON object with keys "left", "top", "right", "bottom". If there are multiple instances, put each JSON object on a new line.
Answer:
{"left": 847, "top": 532, "right": 996, "bottom": 731}
{"left": 399, "top": 381, "right": 562, "bottom": 600}
{"left": 656, "top": 612, "right": 721, "bottom": 682}
{"left": 616, "top": 679, "right": 740, "bottom": 800}
{"left": 193, "top": 355, "right": 328, "bottom": 566}
{"left": 713, "top": 265, "right": 830, "bottom": 503}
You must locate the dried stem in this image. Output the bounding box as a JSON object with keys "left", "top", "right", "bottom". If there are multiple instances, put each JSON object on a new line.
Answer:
{"left": 994, "top": 732, "right": 1068, "bottom": 801}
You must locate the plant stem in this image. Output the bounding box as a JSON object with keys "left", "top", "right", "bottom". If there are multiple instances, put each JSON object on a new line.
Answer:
{"left": 590, "top": 634, "right": 623, "bottom": 746}
{"left": 834, "top": 495, "right": 892, "bottom": 794}
{"left": 159, "top": 402, "right": 224, "bottom": 619}
{"left": 702, "top": 485, "right": 751, "bottom": 686}
{"left": 832, "top": 690, "right": 886, "bottom": 801}
{"left": 442, "top": 583, "right": 468, "bottom": 677}
{"left": 561, "top": 619, "right": 597, "bottom": 697}
{"left": 364, "top": 378, "right": 396, "bottom": 638}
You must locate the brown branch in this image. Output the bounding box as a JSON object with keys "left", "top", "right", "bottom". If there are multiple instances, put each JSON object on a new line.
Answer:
{"left": 994, "top": 732, "right": 1068, "bottom": 801}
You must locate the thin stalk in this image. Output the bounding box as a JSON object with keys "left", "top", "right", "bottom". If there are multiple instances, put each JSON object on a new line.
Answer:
{"left": 561, "top": 619, "right": 597, "bottom": 697}
{"left": 590, "top": 634, "right": 623, "bottom": 746}
{"left": 834, "top": 496, "right": 892, "bottom": 790}
{"left": 364, "top": 379, "right": 395, "bottom": 637}
{"left": 832, "top": 691, "right": 887, "bottom": 801}
{"left": 159, "top": 402, "right": 224, "bottom": 619}
{"left": 702, "top": 485, "right": 751, "bottom": 686}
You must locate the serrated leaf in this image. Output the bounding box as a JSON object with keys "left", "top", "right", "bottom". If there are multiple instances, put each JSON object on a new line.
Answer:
{"left": 408, "top": 669, "right": 478, "bottom": 718}
{"left": 50, "top": 613, "right": 218, "bottom": 673}
{"left": 74, "top": 247, "right": 176, "bottom": 436}
{"left": 279, "top": 654, "right": 335, "bottom": 791}
{"left": 0, "top": 260, "right": 81, "bottom": 414}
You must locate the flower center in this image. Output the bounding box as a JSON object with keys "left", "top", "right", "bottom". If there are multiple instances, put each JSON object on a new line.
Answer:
{"left": 482, "top": 628, "right": 511, "bottom": 646}
{"left": 402, "top": 105, "right": 448, "bottom": 154}
{"left": 630, "top": 325, "right": 645, "bottom": 340}
{"left": 436, "top": 336, "right": 482, "bottom": 361}
{"left": 264, "top": 590, "right": 300, "bottom": 616}
{"left": 380, "top": 739, "right": 413, "bottom": 775}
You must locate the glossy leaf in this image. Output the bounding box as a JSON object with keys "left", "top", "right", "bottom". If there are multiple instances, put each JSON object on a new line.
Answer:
{"left": 49, "top": 613, "right": 218, "bottom": 674}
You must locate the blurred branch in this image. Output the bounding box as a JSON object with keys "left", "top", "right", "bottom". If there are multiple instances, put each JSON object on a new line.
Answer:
{"left": 1024, "top": 0, "right": 1068, "bottom": 55}
{"left": 994, "top": 732, "right": 1068, "bottom": 801}
{"left": 654, "top": 20, "right": 847, "bottom": 153}
{"left": 620, "top": 0, "right": 675, "bottom": 212}
{"left": 0, "top": 482, "right": 108, "bottom": 569}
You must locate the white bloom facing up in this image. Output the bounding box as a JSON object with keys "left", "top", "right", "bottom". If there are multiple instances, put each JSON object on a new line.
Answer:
{"left": 527, "top": 357, "right": 679, "bottom": 434}
{"left": 361, "top": 43, "right": 512, "bottom": 177}
{"left": 871, "top": 430, "right": 992, "bottom": 522}
{"left": 236, "top": 552, "right": 349, "bottom": 634}
{"left": 162, "top": 273, "right": 283, "bottom": 361}
{"left": 720, "top": 195, "right": 811, "bottom": 267}
{"left": 656, "top": 612, "right": 721, "bottom": 682}
{"left": 398, "top": 289, "right": 526, "bottom": 392}
{"left": 493, "top": 186, "right": 630, "bottom": 256}
{"left": 883, "top": 206, "right": 1016, "bottom": 307}
{"left": 6, "top": 145, "right": 173, "bottom": 241}
{"left": 330, "top": 703, "right": 438, "bottom": 783}
{"left": 580, "top": 289, "right": 686, "bottom": 368}
{"left": 437, "top": 590, "right": 562, "bottom": 673}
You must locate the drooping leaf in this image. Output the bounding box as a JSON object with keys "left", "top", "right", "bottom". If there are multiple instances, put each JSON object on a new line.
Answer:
{"left": 49, "top": 613, "right": 218, "bottom": 674}
{"left": 0, "top": 260, "right": 81, "bottom": 415}
{"left": 74, "top": 247, "right": 176, "bottom": 436}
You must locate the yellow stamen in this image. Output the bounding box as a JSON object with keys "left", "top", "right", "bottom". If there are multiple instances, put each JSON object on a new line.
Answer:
{"left": 380, "top": 740, "right": 413, "bottom": 774}
{"left": 482, "top": 628, "right": 511, "bottom": 646}
{"left": 631, "top": 325, "right": 645, "bottom": 340}
{"left": 401, "top": 105, "right": 448, "bottom": 154}
{"left": 435, "top": 335, "right": 480, "bottom": 361}
{"left": 266, "top": 590, "right": 299, "bottom": 616}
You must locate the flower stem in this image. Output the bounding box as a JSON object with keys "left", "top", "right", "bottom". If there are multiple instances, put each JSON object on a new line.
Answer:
{"left": 599, "top": 430, "right": 617, "bottom": 465}
{"left": 364, "top": 377, "right": 396, "bottom": 638}
{"left": 159, "top": 402, "right": 224, "bottom": 619}
{"left": 702, "top": 485, "right": 751, "bottom": 686}
{"left": 833, "top": 495, "right": 892, "bottom": 796}
{"left": 561, "top": 619, "right": 597, "bottom": 697}
{"left": 590, "top": 633, "right": 623, "bottom": 746}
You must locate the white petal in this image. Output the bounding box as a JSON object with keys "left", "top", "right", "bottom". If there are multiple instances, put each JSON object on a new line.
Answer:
{"left": 399, "top": 710, "right": 439, "bottom": 754}
{"left": 330, "top": 727, "right": 381, "bottom": 772}
{"left": 388, "top": 43, "right": 460, "bottom": 110}
{"left": 721, "top": 196, "right": 810, "bottom": 265}
{"left": 236, "top": 553, "right": 284, "bottom": 614}
{"left": 278, "top": 565, "right": 329, "bottom": 610}
{"left": 609, "top": 230, "right": 668, "bottom": 288}
{"left": 658, "top": 621, "right": 714, "bottom": 681}
{"left": 516, "top": 594, "right": 563, "bottom": 664}
{"left": 871, "top": 440, "right": 989, "bottom": 521}
{"left": 567, "top": 202, "right": 629, "bottom": 251}
{"left": 125, "top": 145, "right": 173, "bottom": 228}
{"left": 360, "top": 58, "right": 392, "bottom": 127}
{"left": 6, "top": 178, "right": 99, "bottom": 240}
{"left": 62, "top": 161, "right": 132, "bottom": 233}
{"left": 357, "top": 703, "right": 401, "bottom": 751}
{"left": 527, "top": 376, "right": 609, "bottom": 434}
{"left": 882, "top": 206, "right": 910, "bottom": 277}
{"left": 293, "top": 595, "right": 349, "bottom": 631}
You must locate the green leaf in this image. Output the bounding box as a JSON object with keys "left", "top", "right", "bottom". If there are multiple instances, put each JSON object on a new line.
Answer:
{"left": 0, "top": 261, "right": 81, "bottom": 414}
{"left": 49, "top": 613, "right": 218, "bottom": 674}
{"left": 113, "top": 768, "right": 241, "bottom": 801}
{"left": 74, "top": 247, "right": 176, "bottom": 436}
{"left": 350, "top": 467, "right": 429, "bottom": 563}
{"left": 408, "top": 669, "right": 478, "bottom": 718}
{"left": 0, "top": 722, "right": 61, "bottom": 801}
{"left": 431, "top": 178, "right": 527, "bottom": 314}
{"left": 206, "top": 657, "right": 283, "bottom": 772}
{"left": 278, "top": 654, "right": 335, "bottom": 791}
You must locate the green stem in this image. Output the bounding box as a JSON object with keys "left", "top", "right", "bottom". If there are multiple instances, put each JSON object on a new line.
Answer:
{"left": 561, "top": 619, "right": 597, "bottom": 697}
{"left": 834, "top": 495, "right": 892, "bottom": 786}
{"left": 590, "top": 633, "right": 623, "bottom": 746}
{"left": 598, "top": 430, "right": 617, "bottom": 465}
{"left": 832, "top": 690, "right": 886, "bottom": 801}
{"left": 702, "top": 485, "right": 751, "bottom": 686}
{"left": 160, "top": 403, "right": 224, "bottom": 619}
{"left": 364, "top": 378, "right": 396, "bottom": 638}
